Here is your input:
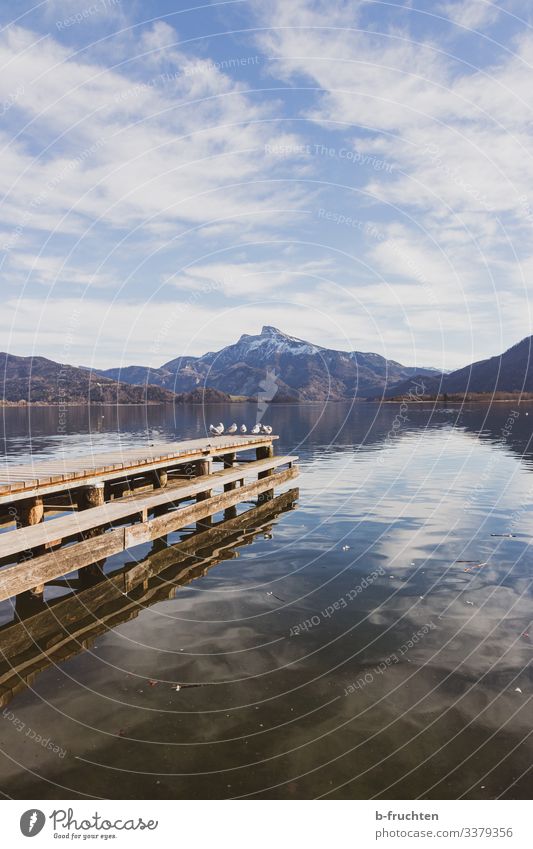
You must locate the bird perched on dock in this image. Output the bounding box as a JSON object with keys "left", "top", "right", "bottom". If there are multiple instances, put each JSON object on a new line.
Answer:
{"left": 227, "top": 423, "right": 238, "bottom": 434}
{"left": 251, "top": 423, "right": 261, "bottom": 434}
{"left": 209, "top": 422, "right": 224, "bottom": 435}
{"left": 240, "top": 424, "right": 247, "bottom": 433}
{"left": 261, "top": 424, "right": 273, "bottom": 435}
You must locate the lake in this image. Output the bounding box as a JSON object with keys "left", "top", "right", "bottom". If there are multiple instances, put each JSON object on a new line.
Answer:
{"left": 0, "top": 401, "right": 531, "bottom": 799}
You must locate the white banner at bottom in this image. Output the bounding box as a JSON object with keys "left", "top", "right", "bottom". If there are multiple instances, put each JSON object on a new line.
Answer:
{"left": 1, "top": 800, "right": 530, "bottom": 848}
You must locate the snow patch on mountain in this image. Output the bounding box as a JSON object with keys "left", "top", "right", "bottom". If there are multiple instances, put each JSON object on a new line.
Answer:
{"left": 236, "top": 326, "right": 322, "bottom": 356}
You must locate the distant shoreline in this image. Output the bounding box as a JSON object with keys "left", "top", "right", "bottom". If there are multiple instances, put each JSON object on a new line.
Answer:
{"left": 0, "top": 401, "right": 177, "bottom": 408}
{"left": 2, "top": 396, "right": 531, "bottom": 408}
{"left": 382, "top": 395, "right": 533, "bottom": 405}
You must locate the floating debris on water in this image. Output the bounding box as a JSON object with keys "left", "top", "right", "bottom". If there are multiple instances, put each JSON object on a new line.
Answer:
{"left": 462, "top": 561, "right": 488, "bottom": 572}
{"left": 267, "top": 591, "right": 286, "bottom": 601}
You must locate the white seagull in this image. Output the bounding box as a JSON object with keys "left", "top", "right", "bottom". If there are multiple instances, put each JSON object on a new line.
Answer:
{"left": 240, "top": 424, "right": 247, "bottom": 433}
{"left": 209, "top": 422, "right": 225, "bottom": 435}
{"left": 251, "top": 423, "right": 261, "bottom": 434}
{"left": 261, "top": 424, "right": 273, "bottom": 435}
{"left": 227, "top": 422, "right": 238, "bottom": 434}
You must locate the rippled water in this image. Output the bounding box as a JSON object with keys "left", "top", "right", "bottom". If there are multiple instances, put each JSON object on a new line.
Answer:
{"left": 0, "top": 402, "right": 531, "bottom": 799}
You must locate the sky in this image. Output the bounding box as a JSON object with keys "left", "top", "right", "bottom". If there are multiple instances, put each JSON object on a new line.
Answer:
{"left": 1, "top": 0, "right": 533, "bottom": 371}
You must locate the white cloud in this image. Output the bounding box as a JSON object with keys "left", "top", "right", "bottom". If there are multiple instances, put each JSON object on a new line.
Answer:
{"left": 251, "top": 0, "right": 533, "bottom": 359}
{"left": 439, "top": 0, "right": 501, "bottom": 30}
{"left": 3, "top": 2, "right": 533, "bottom": 369}
{"left": 170, "top": 257, "right": 335, "bottom": 298}
{"left": 6, "top": 252, "right": 115, "bottom": 288}
{"left": 0, "top": 22, "right": 307, "bottom": 242}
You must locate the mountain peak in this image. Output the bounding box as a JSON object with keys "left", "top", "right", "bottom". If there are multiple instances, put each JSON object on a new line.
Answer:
{"left": 261, "top": 325, "right": 288, "bottom": 338}
{"left": 237, "top": 326, "right": 303, "bottom": 346}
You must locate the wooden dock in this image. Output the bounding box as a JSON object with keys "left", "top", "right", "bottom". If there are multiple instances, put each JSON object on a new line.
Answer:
{"left": 0, "top": 435, "right": 298, "bottom": 603}
{"left": 0, "top": 488, "right": 298, "bottom": 708}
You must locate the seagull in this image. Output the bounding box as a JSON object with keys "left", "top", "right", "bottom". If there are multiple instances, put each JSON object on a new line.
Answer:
{"left": 240, "top": 424, "right": 247, "bottom": 433}
{"left": 251, "top": 423, "right": 261, "bottom": 434}
{"left": 261, "top": 424, "right": 273, "bottom": 435}
{"left": 227, "top": 423, "right": 238, "bottom": 434}
{"left": 209, "top": 422, "right": 224, "bottom": 435}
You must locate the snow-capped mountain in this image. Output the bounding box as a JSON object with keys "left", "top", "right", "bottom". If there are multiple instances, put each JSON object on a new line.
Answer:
{"left": 100, "top": 325, "right": 439, "bottom": 401}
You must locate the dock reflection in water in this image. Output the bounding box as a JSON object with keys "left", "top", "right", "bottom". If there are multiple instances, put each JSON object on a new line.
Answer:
{"left": 0, "top": 489, "right": 299, "bottom": 709}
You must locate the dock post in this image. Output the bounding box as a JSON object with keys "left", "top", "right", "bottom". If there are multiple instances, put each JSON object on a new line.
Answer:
{"left": 223, "top": 453, "right": 238, "bottom": 519}
{"left": 151, "top": 469, "right": 168, "bottom": 489}
{"left": 76, "top": 482, "right": 106, "bottom": 584}
{"left": 256, "top": 443, "right": 275, "bottom": 503}
{"left": 77, "top": 482, "right": 105, "bottom": 511}
{"left": 195, "top": 459, "right": 212, "bottom": 529}
{"left": 16, "top": 497, "right": 44, "bottom": 529}
{"left": 15, "top": 496, "right": 45, "bottom": 600}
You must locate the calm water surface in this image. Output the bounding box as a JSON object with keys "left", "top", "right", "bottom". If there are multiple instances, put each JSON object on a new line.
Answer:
{"left": 0, "top": 402, "right": 531, "bottom": 799}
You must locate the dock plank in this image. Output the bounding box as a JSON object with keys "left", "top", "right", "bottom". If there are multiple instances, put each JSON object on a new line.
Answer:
{"left": 0, "top": 489, "right": 299, "bottom": 706}
{"left": 0, "top": 455, "right": 296, "bottom": 560}
{"left": 0, "top": 435, "right": 277, "bottom": 501}
{"left": 0, "top": 465, "right": 298, "bottom": 602}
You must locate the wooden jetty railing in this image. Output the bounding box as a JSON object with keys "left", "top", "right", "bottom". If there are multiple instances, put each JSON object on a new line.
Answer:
{"left": 0, "top": 488, "right": 299, "bottom": 708}
{"left": 0, "top": 435, "right": 298, "bottom": 602}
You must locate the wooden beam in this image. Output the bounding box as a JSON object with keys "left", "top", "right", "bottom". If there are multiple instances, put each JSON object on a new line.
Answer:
{"left": 0, "top": 489, "right": 298, "bottom": 707}
{"left": 0, "top": 529, "right": 125, "bottom": 603}
{"left": 77, "top": 482, "right": 105, "bottom": 511}
{"left": 256, "top": 444, "right": 275, "bottom": 502}
{"left": 15, "top": 497, "right": 45, "bottom": 598}
{"left": 222, "top": 454, "right": 238, "bottom": 518}
{"left": 0, "top": 488, "right": 299, "bottom": 654}
{"left": 76, "top": 482, "right": 106, "bottom": 569}
{"left": 16, "top": 497, "right": 44, "bottom": 528}
{"left": 125, "top": 466, "right": 297, "bottom": 548}
{"left": 151, "top": 469, "right": 168, "bottom": 489}
{"left": 0, "top": 435, "right": 277, "bottom": 504}
{"left": 0, "top": 455, "right": 295, "bottom": 561}
{"left": 0, "top": 467, "right": 297, "bottom": 602}
{"left": 195, "top": 458, "right": 212, "bottom": 528}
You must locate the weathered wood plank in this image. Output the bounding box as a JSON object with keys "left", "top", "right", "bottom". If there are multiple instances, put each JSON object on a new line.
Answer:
{"left": 0, "top": 529, "right": 126, "bottom": 602}
{"left": 0, "top": 489, "right": 298, "bottom": 705}
{"left": 0, "top": 455, "right": 296, "bottom": 560}
{"left": 0, "top": 435, "right": 277, "bottom": 490}
{"left": 0, "top": 488, "right": 299, "bottom": 658}
{"left": 124, "top": 466, "right": 298, "bottom": 547}
{"left": 0, "top": 466, "right": 297, "bottom": 601}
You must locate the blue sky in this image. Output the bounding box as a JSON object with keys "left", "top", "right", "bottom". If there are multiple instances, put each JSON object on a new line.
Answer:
{"left": 1, "top": 0, "right": 532, "bottom": 370}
